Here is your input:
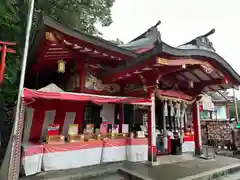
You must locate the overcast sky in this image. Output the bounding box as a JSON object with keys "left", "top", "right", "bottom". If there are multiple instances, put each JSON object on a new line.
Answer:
{"left": 99, "top": 0, "right": 240, "bottom": 74}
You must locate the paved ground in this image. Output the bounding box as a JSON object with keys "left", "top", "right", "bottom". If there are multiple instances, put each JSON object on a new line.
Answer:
{"left": 123, "top": 156, "right": 240, "bottom": 180}
{"left": 217, "top": 171, "right": 240, "bottom": 180}
{"left": 21, "top": 155, "right": 240, "bottom": 180}
{"left": 21, "top": 163, "right": 123, "bottom": 180}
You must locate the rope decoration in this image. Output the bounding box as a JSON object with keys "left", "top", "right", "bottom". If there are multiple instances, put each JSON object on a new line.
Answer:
{"left": 164, "top": 100, "right": 168, "bottom": 117}
{"left": 156, "top": 94, "right": 196, "bottom": 104}
{"left": 169, "top": 100, "right": 175, "bottom": 117}
{"left": 11, "top": 98, "right": 25, "bottom": 180}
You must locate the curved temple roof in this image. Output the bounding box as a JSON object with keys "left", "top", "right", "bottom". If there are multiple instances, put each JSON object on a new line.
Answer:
{"left": 119, "top": 21, "right": 161, "bottom": 53}
{"left": 177, "top": 29, "right": 216, "bottom": 52}
{"left": 107, "top": 22, "right": 240, "bottom": 88}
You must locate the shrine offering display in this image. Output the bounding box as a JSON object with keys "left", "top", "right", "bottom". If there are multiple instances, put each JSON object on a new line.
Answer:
{"left": 21, "top": 103, "right": 148, "bottom": 175}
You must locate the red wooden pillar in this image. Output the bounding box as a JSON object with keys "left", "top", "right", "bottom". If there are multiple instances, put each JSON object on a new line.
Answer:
{"left": 76, "top": 61, "right": 86, "bottom": 132}
{"left": 78, "top": 61, "right": 86, "bottom": 93}
{"left": 119, "top": 85, "right": 124, "bottom": 133}
{"left": 119, "top": 104, "right": 124, "bottom": 133}
{"left": 192, "top": 101, "right": 201, "bottom": 155}
{"left": 148, "top": 92, "right": 157, "bottom": 163}
{"left": 75, "top": 103, "right": 85, "bottom": 133}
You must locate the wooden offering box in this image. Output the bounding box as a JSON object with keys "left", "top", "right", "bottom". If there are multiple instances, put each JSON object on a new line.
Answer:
{"left": 46, "top": 135, "right": 65, "bottom": 144}
{"left": 68, "top": 134, "right": 84, "bottom": 143}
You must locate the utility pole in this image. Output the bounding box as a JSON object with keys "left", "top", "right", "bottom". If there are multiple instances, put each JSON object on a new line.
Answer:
{"left": 233, "top": 88, "right": 239, "bottom": 122}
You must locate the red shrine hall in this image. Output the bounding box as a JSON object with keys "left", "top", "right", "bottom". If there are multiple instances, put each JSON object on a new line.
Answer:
{"left": 5, "top": 16, "right": 240, "bottom": 177}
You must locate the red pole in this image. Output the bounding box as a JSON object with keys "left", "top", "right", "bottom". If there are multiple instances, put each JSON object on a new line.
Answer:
{"left": 119, "top": 104, "right": 124, "bottom": 133}
{"left": 192, "top": 101, "right": 201, "bottom": 155}
{"left": 0, "top": 44, "right": 7, "bottom": 82}
{"left": 0, "top": 41, "right": 16, "bottom": 83}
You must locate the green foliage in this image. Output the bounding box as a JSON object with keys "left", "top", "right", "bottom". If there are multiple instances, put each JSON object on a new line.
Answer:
{"left": 37, "top": 0, "right": 115, "bottom": 35}
{"left": 0, "top": 1, "right": 26, "bottom": 107}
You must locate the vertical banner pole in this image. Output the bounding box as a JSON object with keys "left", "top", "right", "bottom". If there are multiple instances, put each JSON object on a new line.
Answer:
{"left": 8, "top": 0, "right": 35, "bottom": 179}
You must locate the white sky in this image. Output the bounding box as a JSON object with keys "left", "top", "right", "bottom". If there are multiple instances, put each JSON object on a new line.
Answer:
{"left": 98, "top": 0, "right": 240, "bottom": 97}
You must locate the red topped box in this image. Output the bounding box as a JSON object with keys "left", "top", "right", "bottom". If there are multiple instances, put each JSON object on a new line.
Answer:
{"left": 47, "top": 124, "right": 60, "bottom": 136}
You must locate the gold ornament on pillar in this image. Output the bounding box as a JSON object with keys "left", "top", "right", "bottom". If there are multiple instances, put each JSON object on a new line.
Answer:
{"left": 57, "top": 60, "right": 66, "bottom": 73}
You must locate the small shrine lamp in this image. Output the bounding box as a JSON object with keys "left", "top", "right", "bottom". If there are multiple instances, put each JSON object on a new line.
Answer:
{"left": 57, "top": 60, "right": 66, "bottom": 73}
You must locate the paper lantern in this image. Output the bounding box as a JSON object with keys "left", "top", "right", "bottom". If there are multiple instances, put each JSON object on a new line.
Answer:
{"left": 57, "top": 60, "right": 66, "bottom": 73}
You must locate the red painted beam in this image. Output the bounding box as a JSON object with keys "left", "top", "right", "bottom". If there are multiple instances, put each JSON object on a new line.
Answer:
{"left": 43, "top": 54, "right": 73, "bottom": 58}
{"left": 0, "top": 47, "right": 16, "bottom": 53}
{"left": 103, "top": 58, "right": 156, "bottom": 83}
{"left": 0, "top": 41, "right": 16, "bottom": 46}
{"left": 43, "top": 56, "right": 73, "bottom": 60}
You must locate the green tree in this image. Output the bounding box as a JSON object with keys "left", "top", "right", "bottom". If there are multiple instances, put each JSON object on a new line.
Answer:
{"left": 0, "top": 1, "right": 26, "bottom": 109}
{"left": 37, "top": 0, "right": 115, "bottom": 35}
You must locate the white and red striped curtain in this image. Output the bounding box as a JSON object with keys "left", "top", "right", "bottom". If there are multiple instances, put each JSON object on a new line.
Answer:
{"left": 22, "top": 100, "right": 84, "bottom": 142}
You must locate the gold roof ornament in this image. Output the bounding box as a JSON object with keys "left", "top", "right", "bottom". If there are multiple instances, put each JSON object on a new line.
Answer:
{"left": 57, "top": 60, "right": 66, "bottom": 73}
{"left": 156, "top": 57, "right": 168, "bottom": 65}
